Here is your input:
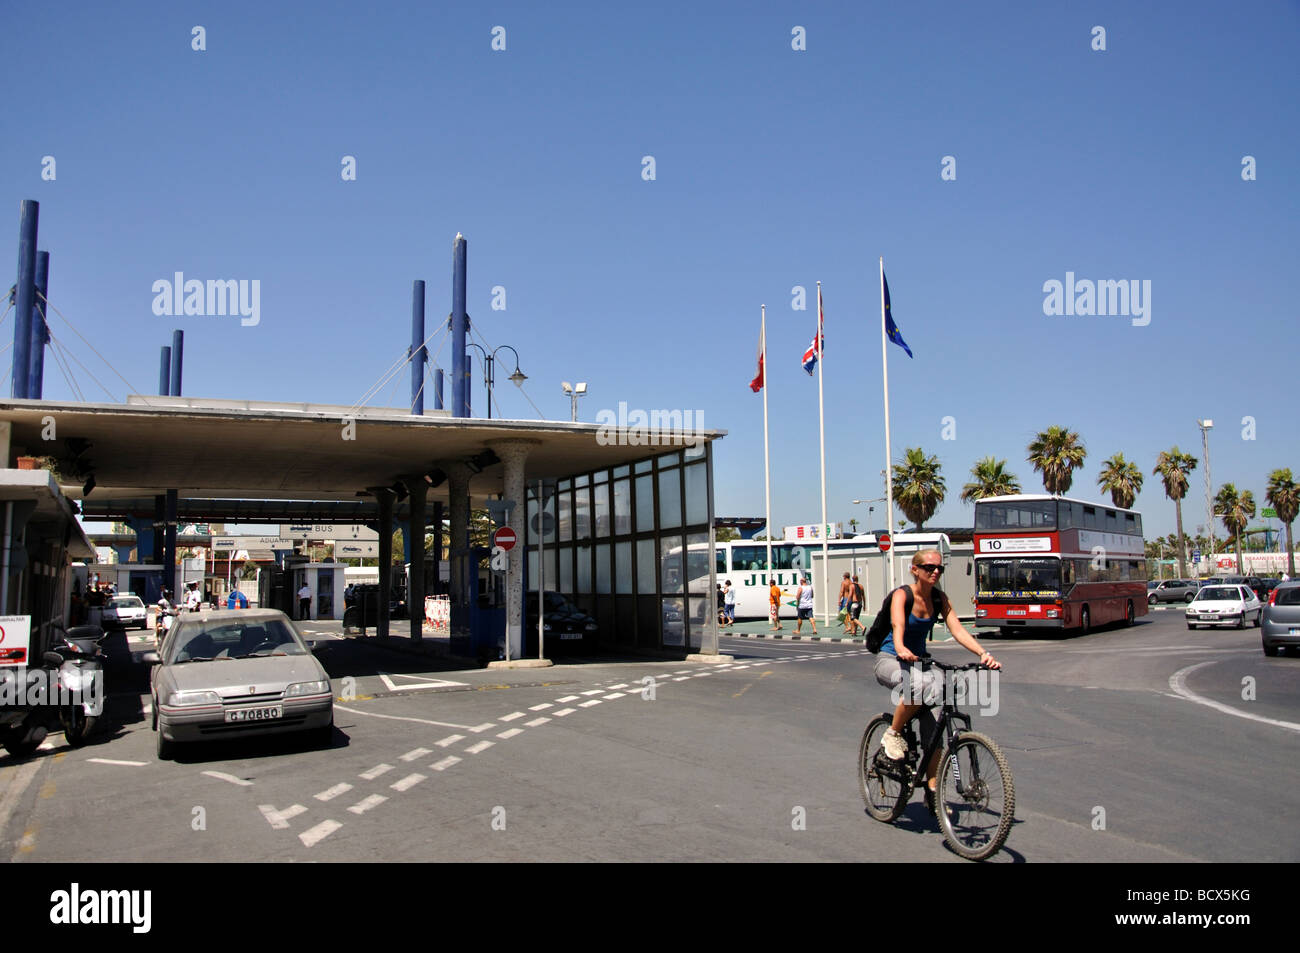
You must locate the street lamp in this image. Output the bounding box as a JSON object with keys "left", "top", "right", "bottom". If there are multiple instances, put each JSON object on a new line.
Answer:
{"left": 561, "top": 381, "right": 587, "bottom": 422}
{"left": 465, "top": 343, "right": 527, "bottom": 419}
{"left": 1198, "top": 419, "right": 1214, "bottom": 557}
{"left": 851, "top": 498, "right": 886, "bottom": 533}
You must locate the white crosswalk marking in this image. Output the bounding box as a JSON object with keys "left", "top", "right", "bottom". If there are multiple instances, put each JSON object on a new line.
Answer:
{"left": 399, "top": 747, "right": 431, "bottom": 761}
{"left": 524, "top": 717, "right": 551, "bottom": 727}
{"left": 465, "top": 740, "right": 495, "bottom": 754}
{"left": 391, "top": 773, "right": 426, "bottom": 792}
{"left": 500, "top": 712, "right": 526, "bottom": 722}
{"left": 435, "top": 735, "right": 465, "bottom": 747}
{"left": 497, "top": 728, "right": 524, "bottom": 739}
{"left": 431, "top": 756, "right": 461, "bottom": 771}
{"left": 315, "top": 783, "right": 353, "bottom": 802}
{"left": 299, "top": 820, "right": 341, "bottom": 847}
{"left": 360, "top": 763, "right": 394, "bottom": 780}
{"left": 348, "top": 794, "right": 387, "bottom": 815}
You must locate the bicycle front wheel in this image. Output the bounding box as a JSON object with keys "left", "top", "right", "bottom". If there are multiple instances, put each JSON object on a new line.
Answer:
{"left": 934, "top": 731, "right": 1015, "bottom": 861}
{"left": 859, "top": 715, "right": 910, "bottom": 822}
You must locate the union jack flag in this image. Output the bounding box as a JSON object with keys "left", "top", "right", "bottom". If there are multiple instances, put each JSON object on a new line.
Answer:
{"left": 802, "top": 287, "right": 824, "bottom": 375}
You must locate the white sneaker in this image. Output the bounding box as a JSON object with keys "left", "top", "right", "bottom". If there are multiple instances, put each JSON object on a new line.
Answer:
{"left": 881, "top": 727, "right": 907, "bottom": 761}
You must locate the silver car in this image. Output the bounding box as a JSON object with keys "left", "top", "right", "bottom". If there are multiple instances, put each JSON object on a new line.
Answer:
{"left": 148, "top": 609, "right": 333, "bottom": 760}
{"left": 100, "top": 595, "right": 149, "bottom": 629}
{"left": 1262, "top": 581, "right": 1300, "bottom": 656}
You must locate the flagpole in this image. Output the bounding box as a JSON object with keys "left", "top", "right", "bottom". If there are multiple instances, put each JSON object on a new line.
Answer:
{"left": 817, "top": 282, "right": 829, "bottom": 626}
{"left": 761, "top": 305, "right": 772, "bottom": 603}
{"left": 880, "top": 257, "right": 896, "bottom": 591}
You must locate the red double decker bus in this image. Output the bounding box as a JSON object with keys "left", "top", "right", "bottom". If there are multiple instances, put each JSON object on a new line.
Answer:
{"left": 972, "top": 494, "right": 1148, "bottom": 636}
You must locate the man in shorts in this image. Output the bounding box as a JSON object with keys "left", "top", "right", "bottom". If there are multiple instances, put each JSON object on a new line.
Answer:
{"left": 794, "top": 576, "right": 817, "bottom": 635}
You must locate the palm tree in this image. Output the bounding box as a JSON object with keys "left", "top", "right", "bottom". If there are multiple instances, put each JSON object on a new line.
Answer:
{"left": 1027, "top": 426, "right": 1086, "bottom": 496}
{"left": 1097, "top": 453, "right": 1144, "bottom": 509}
{"left": 891, "top": 447, "right": 946, "bottom": 531}
{"left": 1153, "top": 447, "right": 1197, "bottom": 580}
{"left": 1213, "top": 484, "right": 1256, "bottom": 575}
{"left": 1266, "top": 468, "right": 1299, "bottom": 578}
{"left": 960, "top": 457, "right": 1022, "bottom": 503}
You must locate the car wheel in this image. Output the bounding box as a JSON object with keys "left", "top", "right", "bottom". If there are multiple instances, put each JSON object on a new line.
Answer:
{"left": 1187, "top": 623, "right": 1197, "bottom": 630}
{"left": 156, "top": 727, "right": 174, "bottom": 761}
{"left": 1079, "top": 607, "right": 1091, "bottom": 636}
{"left": 1185, "top": 593, "right": 1195, "bottom": 603}
{"left": 311, "top": 719, "right": 335, "bottom": 749}
{"left": 1253, "top": 611, "right": 1261, "bottom": 628}
{"left": 1124, "top": 601, "right": 1135, "bottom": 627}
{"left": 1263, "top": 643, "right": 1279, "bottom": 657}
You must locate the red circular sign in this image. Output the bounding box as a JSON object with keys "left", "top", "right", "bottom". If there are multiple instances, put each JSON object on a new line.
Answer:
{"left": 878, "top": 533, "right": 892, "bottom": 553}
{"left": 493, "top": 527, "right": 517, "bottom": 551}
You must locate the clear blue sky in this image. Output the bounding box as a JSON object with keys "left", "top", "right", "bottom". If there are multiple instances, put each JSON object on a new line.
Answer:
{"left": 3, "top": 1, "right": 1297, "bottom": 540}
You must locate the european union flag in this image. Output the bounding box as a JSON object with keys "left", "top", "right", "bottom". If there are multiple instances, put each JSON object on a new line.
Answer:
{"left": 883, "top": 271, "right": 912, "bottom": 358}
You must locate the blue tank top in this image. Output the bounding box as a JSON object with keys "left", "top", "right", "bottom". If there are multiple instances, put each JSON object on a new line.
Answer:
{"left": 881, "top": 599, "right": 937, "bottom": 658}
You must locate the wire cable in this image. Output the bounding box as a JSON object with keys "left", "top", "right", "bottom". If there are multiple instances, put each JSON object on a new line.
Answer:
{"left": 39, "top": 292, "right": 151, "bottom": 405}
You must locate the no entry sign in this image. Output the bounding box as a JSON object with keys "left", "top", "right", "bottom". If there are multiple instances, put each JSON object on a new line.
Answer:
{"left": 493, "top": 527, "right": 517, "bottom": 552}
{"left": 878, "top": 533, "right": 892, "bottom": 553}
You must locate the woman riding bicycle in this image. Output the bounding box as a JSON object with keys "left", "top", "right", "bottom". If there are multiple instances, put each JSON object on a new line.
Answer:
{"left": 874, "top": 550, "right": 1001, "bottom": 800}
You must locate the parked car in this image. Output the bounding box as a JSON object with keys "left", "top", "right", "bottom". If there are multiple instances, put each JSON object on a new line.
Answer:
{"left": 146, "top": 609, "right": 333, "bottom": 760}
{"left": 1148, "top": 579, "right": 1200, "bottom": 605}
{"left": 1262, "top": 581, "right": 1300, "bottom": 656}
{"left": 1185, "top": 584, "right": 1263, "bottom": 629}
{"left": 99, "top": 594, "right": 149, "bottom": 629}
{"left": 524, "top": 591, "right": 599, "bottom": 654}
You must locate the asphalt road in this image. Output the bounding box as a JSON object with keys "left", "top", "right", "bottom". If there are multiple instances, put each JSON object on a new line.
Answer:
{"left": 3, "top": 606, "right": 1297, "bottom": 863}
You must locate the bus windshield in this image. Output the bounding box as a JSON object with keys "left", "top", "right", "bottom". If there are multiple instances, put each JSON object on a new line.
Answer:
{"left": 974, "top": 499, "right": 1057, "bottom": 531}
{"left": 977, "top": 557, "right": 1061, "bottom": 600}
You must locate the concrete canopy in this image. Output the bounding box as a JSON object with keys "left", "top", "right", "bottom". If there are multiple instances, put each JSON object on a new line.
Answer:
{"left": 0, "top": 397, "right": 725, "bottom": 511}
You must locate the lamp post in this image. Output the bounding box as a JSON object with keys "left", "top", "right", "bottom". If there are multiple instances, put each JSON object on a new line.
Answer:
{"left": 561, "top": 381, "right": 587, "bottom": 421}
{"left": 1198, "top": 419, "right": 1214, "bottom": 557}
{"left": 465, "top": 343, "right": 527, "bottom": 419}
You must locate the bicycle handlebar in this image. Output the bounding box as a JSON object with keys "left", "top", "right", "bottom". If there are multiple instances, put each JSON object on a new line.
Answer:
{"left": 916, "top": 656, "right": 999, "bottom": 673}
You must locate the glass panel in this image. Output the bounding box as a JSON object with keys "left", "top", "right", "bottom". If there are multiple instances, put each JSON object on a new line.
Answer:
{"left": 684, "top": 440, "right": 705, "bottom": 461}
{"left": 974, "top": 499, "right": 1058, "bottom": 530}
{"left": 527, "top": 550, "right": 539, "bottom": 590}
{"left": 615, "top": 541, "right": 632, "bottom": 594}
{"left": 635, "top": 474, "right": 655, "bottom": 532}
{"left": 637, "top": 538, "right": 656, "bottom": 594}
{"left": 613, "top": 465, "right": 630, "bottom": 478}
{"left": 559, "top": 546, "right": 573, "bottom": 593}
{"left": 596, "top": 543, "right": 611, "bottom": 594}
{"left": 557, "top": 490, "right": 573, "bottom": 543}
{"left": 575, "top": 474, "right": 589, "bottom": 488}
{"left": 660, "top": 534, "right": 683, "bottom": 594}
{"left": 574, "top": 485, "right": 591, "bottom": 540}
{"left": 576, "top": 545, "right": 592, "bottom": 593}
{"left": 686, "top": 532, "right": 711, "bottom": 594}
{"left": 716, "top": 547, "right": 728, "bottom": 575}
{"left": 657, "top": 451, "right": 682, "bottom": 469}
{"left": 684, "top": 462, "right": 708, "bottom": 526}
{"left": 593, "top": 469, "right": 608, "bottom": 484}
{"left": 635, "top": 458, "right": 653, "bottom": 474}
{"left": 544, "top": 548, "right": 556, "bottom": 593}
{"left": 658, "top": 468, "right": 681, "bottom": 529}
{"left": 593, "top": 482, "right": 610, "bottom": 538}
{"left": 688, "top": 596, "right": 710, "bottom": 648}
{"left": 613, "top": 479, "right": 632, "bottom": 535}
{"left": 661, "top": 597, "right": 685, "bottom": 646}
{"left": 558, "top": 478, "right": 570, "bottom": 491}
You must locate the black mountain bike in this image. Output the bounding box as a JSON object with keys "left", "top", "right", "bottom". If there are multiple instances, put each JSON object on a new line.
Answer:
{"left": 858, "top": 656, "right": 1014, "bottom": 861}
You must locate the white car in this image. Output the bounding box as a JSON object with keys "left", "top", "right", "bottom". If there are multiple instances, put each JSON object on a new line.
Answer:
{"left": 100, "top": 595, "right": 149, "bottom": 630}
{"left": 1185, "top": 585, "right": 1262, "bottom": 629}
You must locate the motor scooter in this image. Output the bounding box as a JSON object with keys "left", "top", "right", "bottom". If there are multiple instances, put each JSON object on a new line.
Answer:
{"left": 44, "top": 625, "right": 107, "bottom": 748}
{"left": 155, "top": 600, "right": 179, "bottom": 649}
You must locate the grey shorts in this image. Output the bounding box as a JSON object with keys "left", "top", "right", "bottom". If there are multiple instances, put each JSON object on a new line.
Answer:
{"left": 874, "top": 654, "right": 941, "bottom": 706}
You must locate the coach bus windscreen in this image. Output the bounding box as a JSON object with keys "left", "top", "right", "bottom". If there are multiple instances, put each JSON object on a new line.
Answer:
{"left": 974, "top": 500, "right": 1057, "bottom": 531}
{"left": 977, "top": 557, "right": 1061, "bottom": 600}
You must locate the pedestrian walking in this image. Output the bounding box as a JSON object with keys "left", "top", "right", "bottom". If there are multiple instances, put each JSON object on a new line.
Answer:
{"left": 846, "top": 574, "right": 865, "bottom": 636}
{"left": 769, "top": 579, "right": 784, "bottom": 629}
{"left": 795, "top": 576, "right": 817, "bottom": 634}
{"left": 837, "top": 571, "right": 853, "bottom": 629}
{"left": 298, "top": 582, "right": 312, "bottom": 621}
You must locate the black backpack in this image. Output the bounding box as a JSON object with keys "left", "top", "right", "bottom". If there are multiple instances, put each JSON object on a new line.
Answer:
{"left": 866, "top": 585, "right": 947, "bottom": 653}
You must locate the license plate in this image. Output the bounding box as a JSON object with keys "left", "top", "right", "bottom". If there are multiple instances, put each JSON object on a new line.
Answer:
{"left": 1006, "top": 610, "right": 1026, "bottom": 616}
{"left": 1201, "top": 614, "right": 1219, "bottom": 621}
{"left": 226, "top": 706, "right": 282, "bottom": 723}
{"left": 559, "top": 633, "right": 582, "bottom": 640}
{"left": 1290, "top": 628, "right": 1299, "bottom": 636}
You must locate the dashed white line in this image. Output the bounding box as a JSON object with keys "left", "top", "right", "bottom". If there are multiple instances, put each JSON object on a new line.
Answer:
{"left": 691, "top": 672, "right": 712, "bottom": 677}
{"left": 391, "top": 773, "right": 426, "bottom": 792}
{"left": 497, "top": 728, "right": 524, "bottom": 739}
{"left": 603, "top": 692, "right": 627, "bottom": 699}
{"left": 528, "top": 703, "right": 554, "bottom": 711}
{"left": 399, "top": 747, "right": 432, "bottom": 762}
{"left": 299, "top": 819, "right": 341, "bottom": 847}
{"left": 465, "top": 740, "right": 495, "bottom": 754}
{"left": 607, "top": 683, "right": 630, "bottom": 690}
{"left": 201, "top": 770, "right": 253, "bottom": 786}
{"left": 315, "top": 783, "right": 354, "bottom": 802}
{"left": 579, "top": 699, "right": 603, "bottom": 708}
{"left": 556, "top": 695, "right": 580, "bottom": 703}
{"left": 500, "top": 711, "right": 526, "bottom": 722}
{"left": 89, "top": 758, "right": 148, "bottom": 767}
{"left": 431, "top": 756, "right": 461, "bottom": 771}
{"left": 259, "top": 804, "right": 307, "bottom": 830}
{"left": 672, "top": 677, "right": 691, "bottom": 682}
{"left": 348, "top": 795, "right": 387, "bottom": 815}
{"left": 580, "top": 689, "right": 604, "bottom": 696}
{"left": 360, "top": 764, "right": 394, "bottom": 780}
{"left": 524, "top": 717, "right": 551, "bottom": 727}
{"left": 468, "top": 723, "right": 496, "bottom": 733}
{"left": 553, "top": 708, "right": 576, "bottom": 716}
{"left": 435, "top": 734, "right": 465, "bottom": 748}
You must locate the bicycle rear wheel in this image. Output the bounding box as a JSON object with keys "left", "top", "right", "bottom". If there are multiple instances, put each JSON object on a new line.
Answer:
{"left": 859, "top": 715, "right": 910, "bottom": 822}
{"left": 934, "top": 730, "right": 1014, "bottom": 861}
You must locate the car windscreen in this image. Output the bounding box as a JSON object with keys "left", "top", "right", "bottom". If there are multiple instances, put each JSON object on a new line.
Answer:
{"left": 166, "top": 619, "right": 307, "bottom": 663}
{"left": 109, "top": 597, "right": 144, "bottom": 608}
{"left": 1197, "top": 587, "right": 1239, "bottom": 601}
{"left": 1274, "top": 587, "right": 1300, "bottom": 607}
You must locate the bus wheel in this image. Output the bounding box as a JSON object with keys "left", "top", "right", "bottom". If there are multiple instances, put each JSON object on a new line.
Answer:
{"left": 1124, "top": 601, "right": 1135, "bottom": 627}
{"left": 1079, "top": 607, "right": 1091, "bottom": 636}
{"left": 999, "top": 627, "right": 1014, "bottom": 638}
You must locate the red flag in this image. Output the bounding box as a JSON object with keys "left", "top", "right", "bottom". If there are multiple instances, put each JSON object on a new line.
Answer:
{"left": 749, "top": 321, "right": 765, "bottom": 392}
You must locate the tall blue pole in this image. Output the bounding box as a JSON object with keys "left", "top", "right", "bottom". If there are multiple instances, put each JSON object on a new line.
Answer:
{"left": 434, "top": 368, "right": 444, "bottom": 411}
{"left": 411, "top": 280, "right": 426, "bottom": 415}
{"left": 27, "top": 251, "right": 49, "bottom": 399}
{"left": 451, "top": 233, "right": 469, "bottom": 417}
{"left": 11, "top": 200, "right": 38, "bottom": 398}
{"left": 159, "top": 347, "right": 171, "bottom": 396}
{"left": 169, "top": 329, "right": 184, "bottom": 396}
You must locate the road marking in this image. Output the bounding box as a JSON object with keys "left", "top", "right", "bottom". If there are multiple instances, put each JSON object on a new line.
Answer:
{"left": 431, "top": 756, "right": 461, "bottom": 771}
{"left": 377, "top": 672, "right": 468, "bottom": 692}
{"left": 528, "top": 703, "right": 554, "bottom": 711}
{"left": 468, "top": 723, "right": 496, "bottom": 733}
{"left": 348, "top": 794, "right": 387, "bottom": 815}
{"left": 435, "top": 734, "right": 465, "bottom": 747}
{"left": 691, "top": 672, "right": 712, "bottom": 677}
{"left": 673, "top": 670, "right": 692, "bottom": 675}
{"left": 497, "top": 727, "right": 524, "bottom": 739}
{"left": 580, "top": 689, "right": 604, "bottom": 696}
{"left": 299, "top": 819, "right": 341, "bottom": 847}
{"left": 360, "top": 763, "right": 394, "bottom": 780}
{"left": 579, "top": 699, "right": 602, "bottom": 708}
{"left": 672, "top": 677, "right": 691, "bottom": 682}
{"left": 556, "top": 695, "right": 580, "bottom": 703}
{"left": 259, "top": 804, "right": 307, "bottom": 830}
{"left": 391, "top": 773, "right": 426, "bottom": 792}
{"left": 335, "top": 704, "right": 477, "bottom": 730}
{"left": 1169, "top": 661, "right": 1300, "bottom": 733}
{"left": 553, "top": 708, "right": 576, "bottom": 716}
{"left": 500, "top": 712, "right": 526, "bottom": 722}
{"left": 315, "top": 783, "right": 354, "bottom": 801}
{"left": 465, "top": 740, "right": 495, "bottom": 754}
{"left": 399, "top": 747, "right": 432, "bottom": 761}
{"left": 0, "top": 759, "right": 43, "bottom": 852}
{"left": 603, "top": 692, "right": 626, "bottom": 699}
{"left": 607, "top": 683, "right": 630, "bottom": 690}
{"left": 524, "top": 717, "right": 551, "bottom": 727}
{"left": 202, "top": 770, "right": 253, "bottom": 786}
{"left": 89, "top": 758, "right": 148, "bottom": 767}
